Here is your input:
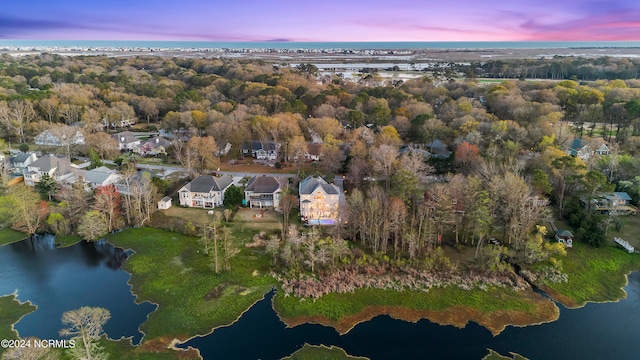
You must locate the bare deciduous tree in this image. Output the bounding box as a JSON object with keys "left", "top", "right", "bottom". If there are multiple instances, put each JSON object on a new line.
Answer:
{"left": 59, "top": 307, "right": 110, "bottom": 360}
{"left": 370, "top": 144, "right": 398, "bottom": 190}
{"left": 0, "top": 100, "right": 37, "bottom": 143}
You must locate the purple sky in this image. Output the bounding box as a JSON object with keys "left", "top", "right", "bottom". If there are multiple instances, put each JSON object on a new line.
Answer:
{"left": 1, "top": 0, "right": 639, "bottom": 41}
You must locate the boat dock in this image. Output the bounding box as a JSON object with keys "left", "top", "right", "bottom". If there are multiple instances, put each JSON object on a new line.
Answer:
{"left": 614, "top": 237, "right": 635, "bottom": 253}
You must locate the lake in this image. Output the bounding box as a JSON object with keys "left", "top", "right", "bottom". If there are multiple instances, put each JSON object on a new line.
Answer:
{"left": 180, "top": 272, "right": 640, "bottom": 359}
{"left": 0, "top": 234, "right": 156, "bottom": 345}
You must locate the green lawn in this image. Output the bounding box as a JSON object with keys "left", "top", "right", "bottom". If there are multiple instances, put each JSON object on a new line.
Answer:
{"left": 55, "top": 234, "right": 84, "bottom": 248}
{"left": 0, "top": 228, "right": 27, "bottom": 246}
{"left": 606, "top": 215, "right": 640, "bottom": 249}
{"left": 161, "top": 205, "right": 220, "bottom": 225}
{"left": 0, "top": 295, "right": 36, "bottom": 357}
{"left": 533, "top": 240, "right": 640, "bottom": 307}
{"left": 105, "top": 227, "right": 275, "bottom": 343}
{"left": 281, "top": 344, "right": 369, "bottom": 360}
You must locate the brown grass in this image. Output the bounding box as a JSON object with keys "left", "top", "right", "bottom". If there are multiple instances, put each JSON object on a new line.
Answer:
{"left": 282, "top": 290, "right": 558, "bottom": 336}
{"left": 139, "top": 337, "right": 201, "bottom": 359}
{"left": 233, "top": 208, "right": 282, "bottom": 231}
{"left": 162, "top": 206, "right": 223, "bottom": 224}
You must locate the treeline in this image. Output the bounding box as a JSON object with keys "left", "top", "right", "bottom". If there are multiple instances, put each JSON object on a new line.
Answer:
{"left": 0, "top": 166, "right": 159, "bottom": 239}
{"left": 451, "top": 57, "right": 640, "bottom": 80}
{"left": 1, "top": 55, "right": 640, "bottom": 155}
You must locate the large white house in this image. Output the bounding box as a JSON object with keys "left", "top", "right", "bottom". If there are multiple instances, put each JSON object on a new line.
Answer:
{"left": 178, "top": 175, "right": 234, "bottom": 208}
{"left": 242, "top": 141, "right": 281, "bottom": 161}
{"left": 244, "top": 175, "right": 288, "bottom": 209}
{"left": 23, "top": 154, "right": 77, "bottom": 186}
{"left": 299, "top": 176, "right": 340, "bottom": 225}
{"left": 35, "top": 129, "right": 85, "bottom": 146}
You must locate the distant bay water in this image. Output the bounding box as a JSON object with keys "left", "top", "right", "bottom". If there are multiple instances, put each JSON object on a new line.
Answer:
{"left": 1, "top": 40, "right": 640, "bottom": 50}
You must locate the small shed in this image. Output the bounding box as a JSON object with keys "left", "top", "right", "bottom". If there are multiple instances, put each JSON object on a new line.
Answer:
{"left": 555, "top": 229, "right": 574, "bottom": 248}
{"left": 158, "top": 196, "right": 172, "bottom": 210}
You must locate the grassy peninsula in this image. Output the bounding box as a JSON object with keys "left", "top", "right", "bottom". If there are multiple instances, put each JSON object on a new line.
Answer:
{"left": 0, "top": 228, "right": 27, "bottom": 246}
{"left": 104, "top": 227, "right": 274, "bottom": 351}
{"left": 281, "top": 344, "right": 369, "bottom": 360}
{"left": 0, "top": 295, "right": 37, "bottom": 357}
{"left": 530, "top": 241, "right": 640, "bottom": 308}
{"left": 274, "top": 282, "right": 557, "bottom": 335}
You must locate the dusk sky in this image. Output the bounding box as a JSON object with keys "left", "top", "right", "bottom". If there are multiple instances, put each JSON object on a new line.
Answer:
{"left": 1, "top": 0, "right": 639, "bottom": 42}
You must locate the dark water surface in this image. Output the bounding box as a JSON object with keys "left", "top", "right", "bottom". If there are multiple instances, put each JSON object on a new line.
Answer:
{"left": 180, "top": 272, "right": 640, "bottom": 360}
{"left": 0, "top": 234, "right": 156, "bottom": 344}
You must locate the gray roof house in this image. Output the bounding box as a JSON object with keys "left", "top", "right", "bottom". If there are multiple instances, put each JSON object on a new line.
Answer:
{"left": 244, "top": 175, "right": 288, "bottom": 209}
{"left": 8, "top": 152, "right": 38, "bottom": 175}
{"left": 135, "top": 136, "right": 172, "bottom": 156}
{"left": 568, "top": 138, "right": 609, "bottom": 161}
{"left": 76, "top": 166, "right": 122, "bottom": 190}
{"left": 112, "top": 131, "right": 141, "bottom": 151}
{"left": 299, "top": 176, "right": 340, "bottom": 225}
{"left": 158, "top": 196, "right": 172, "bottom": 210}
{"left": 35, "top": 129, "right": 85, "bottom": 146}
{"left": 178, "top": 175, "right": 234, "bottom": 208}
{"left": 23, "top": 154, "right": 77, "bottom": 186}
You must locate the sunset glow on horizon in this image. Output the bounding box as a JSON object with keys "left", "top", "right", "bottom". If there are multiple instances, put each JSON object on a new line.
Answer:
{"left": 1, "top": 0, "right": 639, "bottom": 42}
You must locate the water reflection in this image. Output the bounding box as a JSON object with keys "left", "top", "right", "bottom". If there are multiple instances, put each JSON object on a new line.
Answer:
{"left": 0, "top": 236, "right": 155, "bottom": 345}
{"left": 181, "top": 272, "right": 640, "bottom": 360}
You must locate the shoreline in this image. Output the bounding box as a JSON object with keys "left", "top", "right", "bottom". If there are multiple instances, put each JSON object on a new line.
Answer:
{"left": 539, "top": 269, "right": 634, "bottom": 309}
{"left": 3, "top": 45, "right": 640, "bottom": 62}
{"left": 166, "top": 290, "right": 272, "bottom": 358}
{"left": 3, "top": 293, "right": 38, "bottom": 340}
{"left": 276, "top": 288, "right": 559, "bottom": 336}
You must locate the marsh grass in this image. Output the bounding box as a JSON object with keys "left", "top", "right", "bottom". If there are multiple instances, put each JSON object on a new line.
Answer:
{"left": 532, "top": 241, "right": 640, "bottom": 307}
{"left": 281, "top": 344, "right": 369, "bottom": 360}
{"left": 105, "top": 227, "right": 275, "bottom": 341}
{"left": 0, "top": 295, "right": 36, "bottom": 357}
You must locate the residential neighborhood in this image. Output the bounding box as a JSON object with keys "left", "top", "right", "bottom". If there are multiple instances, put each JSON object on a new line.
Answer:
{"left": 2, "top": 50, "right": 640, "bottom": 360}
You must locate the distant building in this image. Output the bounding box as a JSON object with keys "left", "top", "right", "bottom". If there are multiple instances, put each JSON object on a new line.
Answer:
{"left": 568, "top": 138, "right": 609, "bottom": 161}
{"left": 178, "top": 175, "right": 234, "bottom": 208}
{"left": 584, "top": 192, "right": 638, "bottom": 216}
{"left": 304, "top": 143, "right": 322, "bottom": 161}
{"left": 8, "top": 152, "right": 38, "bottom": 175}
{"left": 112, "top": 131, "right": 141, "bottom": 151}
{"left": 35, "top": 129, "right": 85, "bottom": 146}
{"left": 299, "top": 176, "right": 340, "bottom": 225}
{"left": 216, "top": 142, "right": 232, "bottom": 157}
{"left": 244, "top": 175, "right": 288, "bottom": 209}
{"left": 241, "top": 141, "right": 281, "bottom": 161}
{"left": 135, "top": 136, "right": 172, "bottom": 156}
